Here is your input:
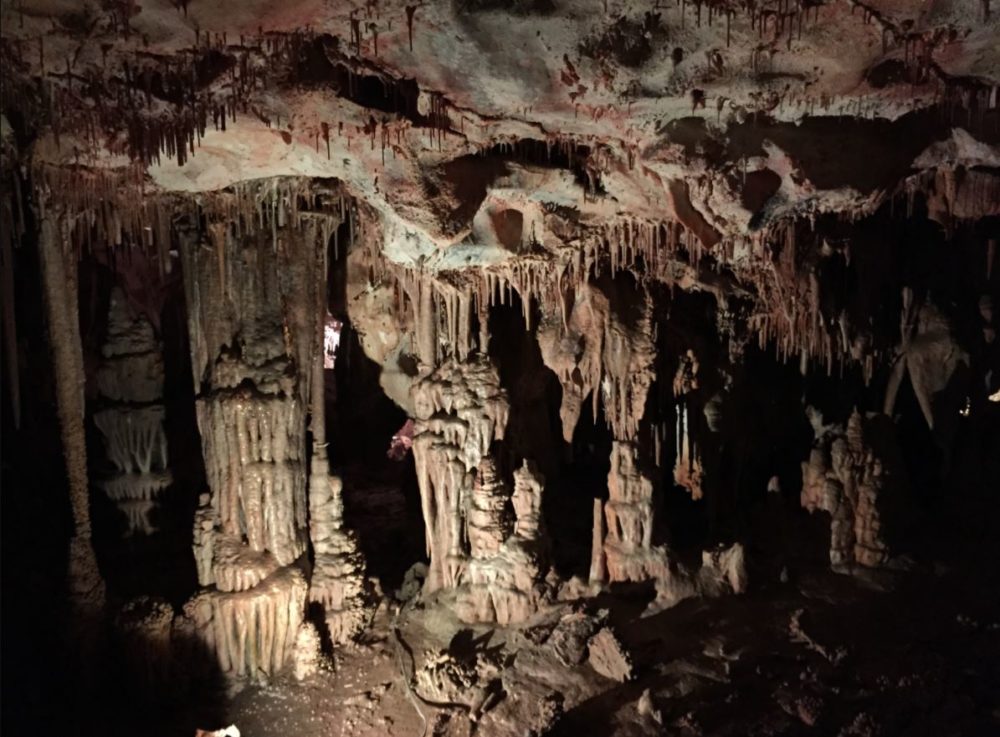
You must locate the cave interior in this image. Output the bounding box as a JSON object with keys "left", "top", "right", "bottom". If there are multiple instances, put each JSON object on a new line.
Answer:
{"left": 1, "top": 1, "right": 999, "bottom": 736}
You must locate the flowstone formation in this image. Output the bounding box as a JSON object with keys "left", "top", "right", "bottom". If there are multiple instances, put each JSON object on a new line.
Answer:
{"left": 92, "top": 288, "right": 171, "bottom": 535}
{"left": 801, "top": 408, "right": 899, "bottom": 569}
{"left": 603, "top": 441, "right": 669, "bottom": 583}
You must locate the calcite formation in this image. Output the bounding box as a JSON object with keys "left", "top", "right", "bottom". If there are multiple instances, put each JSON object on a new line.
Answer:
{"left": 456, "top": 459, "right": 551, "bottom": 625}
{"left": 801, "top": 408, "right": 895, "bottom": 569}
{"left": 177, "top": 198, "right": 335, "bottom": 681}
{"left": 672, "top": 349, "right": 706, "bottom": 499}
{"left": 292, "top": 621, "right": 323, "bottom": 682}
{"left": 181, "top": 566, "right": 309, "bottom": 682}
{"left": 603, "top": 441, "right": 670, "bottom": 583}
{"left": 92, "top": 288, "right": 172, "bottom": 535}
{"left": 3, "top": 0, "right": 999, "bottom": 732}
{"left": 308, "top": 467, "right": 376, "bottom": 644}
{"left": 411, "top": 357, "right": 509, "bottom": 592}
{"left": 587, "top": 627, "right": 634, "bottom": 683}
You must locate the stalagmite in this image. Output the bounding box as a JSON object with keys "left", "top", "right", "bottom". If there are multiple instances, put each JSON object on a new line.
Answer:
{"left": 603, "top": 441, "right": 669, "bottom": 583}
{"left": 801, "top": 409, "right": 897, "bottom": 569}
{"left": 456, "top": 459, "right": 552, "bottom": 624}
{"left": 589, "top": 498, "right": 607, "bottom": 584}
{"left": 411, "top": 356, "right": 509, "bottom": 592}
{"left": 92, "top": 288, "right": 172, "bottom": 535}
{"left": 308, "top": 472, "right": 376, "bottom": 643}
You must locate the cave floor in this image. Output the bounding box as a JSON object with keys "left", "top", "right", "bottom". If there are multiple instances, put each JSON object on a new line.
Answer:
{"left": 216, "top": 533, "right": 1000, "bottom": 737}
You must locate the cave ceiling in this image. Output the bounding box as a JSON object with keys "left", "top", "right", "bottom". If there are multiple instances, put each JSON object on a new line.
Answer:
{"left": 1, "top": 0, "right": 998, "bottom": 385}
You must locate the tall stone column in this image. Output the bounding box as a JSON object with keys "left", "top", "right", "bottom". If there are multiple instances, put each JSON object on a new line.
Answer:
{"left": 177, "top": 215, "right": 318, "bottom": 682}
{"left": 600, "top": 288, "right": 667, "bottom": 583}
{"left": 306, "top": 216, "right": 375, "bottom": 645}
{"left": 37, "top": 207, "right": 105, "bottom": 615}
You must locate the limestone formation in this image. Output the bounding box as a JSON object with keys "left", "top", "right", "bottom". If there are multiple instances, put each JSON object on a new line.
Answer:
{"left": 456, "top": 459, "right": 551, "bottom": 625}
{"left": 411, "top": 357, "right": 509, "bottom": 592}
{"left": 93, "top": 288, "right": 171, "bottom": 535}
{"left": 587, "top": 627, "right": 634, "bottom": 683}
{"left": 604, "top": 442, "right": 670, "bottom": 583}
{"left": 802, "top": 409, "right": 895, "bottom": 569}
{"left": 292, "top": 622, "right": 323, "bottom": 682}
{"left": 177, "top": 206, "right": 335, "bottom": 681}
{"left": 4, "top": 0, "right": 999, "bottom": 733}
{"left": 308, "top": 468, "right": 376, "bottom": 645}
{"left": 181, "top": 566, "right": 309, "bottom": 682}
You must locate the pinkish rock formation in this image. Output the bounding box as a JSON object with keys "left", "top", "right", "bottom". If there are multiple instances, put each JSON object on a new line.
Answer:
{"left": 176, "top": 202, "right": 336, "bottom": 681}
{"left": 411, "top": 357, "right": 509, "bottom": 593}
{"left": 603, "top": 441, "right": 670, "bottom": 584}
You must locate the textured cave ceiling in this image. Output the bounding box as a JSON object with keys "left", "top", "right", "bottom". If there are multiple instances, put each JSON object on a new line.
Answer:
{"left": 4, "top": 0, "right": 998, "bottom": 250}
{"left": 3, "top": 0, "right": 998, "bottom": 398}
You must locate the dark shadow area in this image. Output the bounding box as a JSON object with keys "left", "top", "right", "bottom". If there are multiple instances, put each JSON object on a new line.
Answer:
{"left": 326, "top": 220, "right": 424, "bottom": 594}
{"left": 0, "top": 222, "right": 230, "bottom": 736}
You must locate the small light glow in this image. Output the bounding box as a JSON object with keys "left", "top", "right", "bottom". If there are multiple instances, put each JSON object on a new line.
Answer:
{"left": 324, "top": 315, "right": 342, "bottom": 369}
{"left": 387, "top": 419, "right": 415, "bottom": 460}
{"left": 989, "top": 389, "right": 1000, "bottom": 403}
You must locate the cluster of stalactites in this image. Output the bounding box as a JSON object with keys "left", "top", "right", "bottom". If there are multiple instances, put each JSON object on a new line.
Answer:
{"left": 92, "top": 288, "right": 171, "bottom": 535}
{"left": 456, "top": 459, "right": 550, "bottom": 625}
{"left": 535, "top": 280, "right": 658, "bottom": 446}
{"left": 801, "top": 408, "right": 891, "bottom": 569}
{"left": 196, "top": 390, "right": 308, "bottom": 567}
{"left": 742, "top": 224, "right": 883, "bottom": 383}
{"left": 381, "top": 213, "right": 698, "bottom": 372}
{"left": 672, "top": 349, "right": 705, "bottom": 499}
{"left": 410, "top": 357, "right": 510, "bottom": 592}
{"left": 601, "top": 289, "right": 657, "bottom": 442}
